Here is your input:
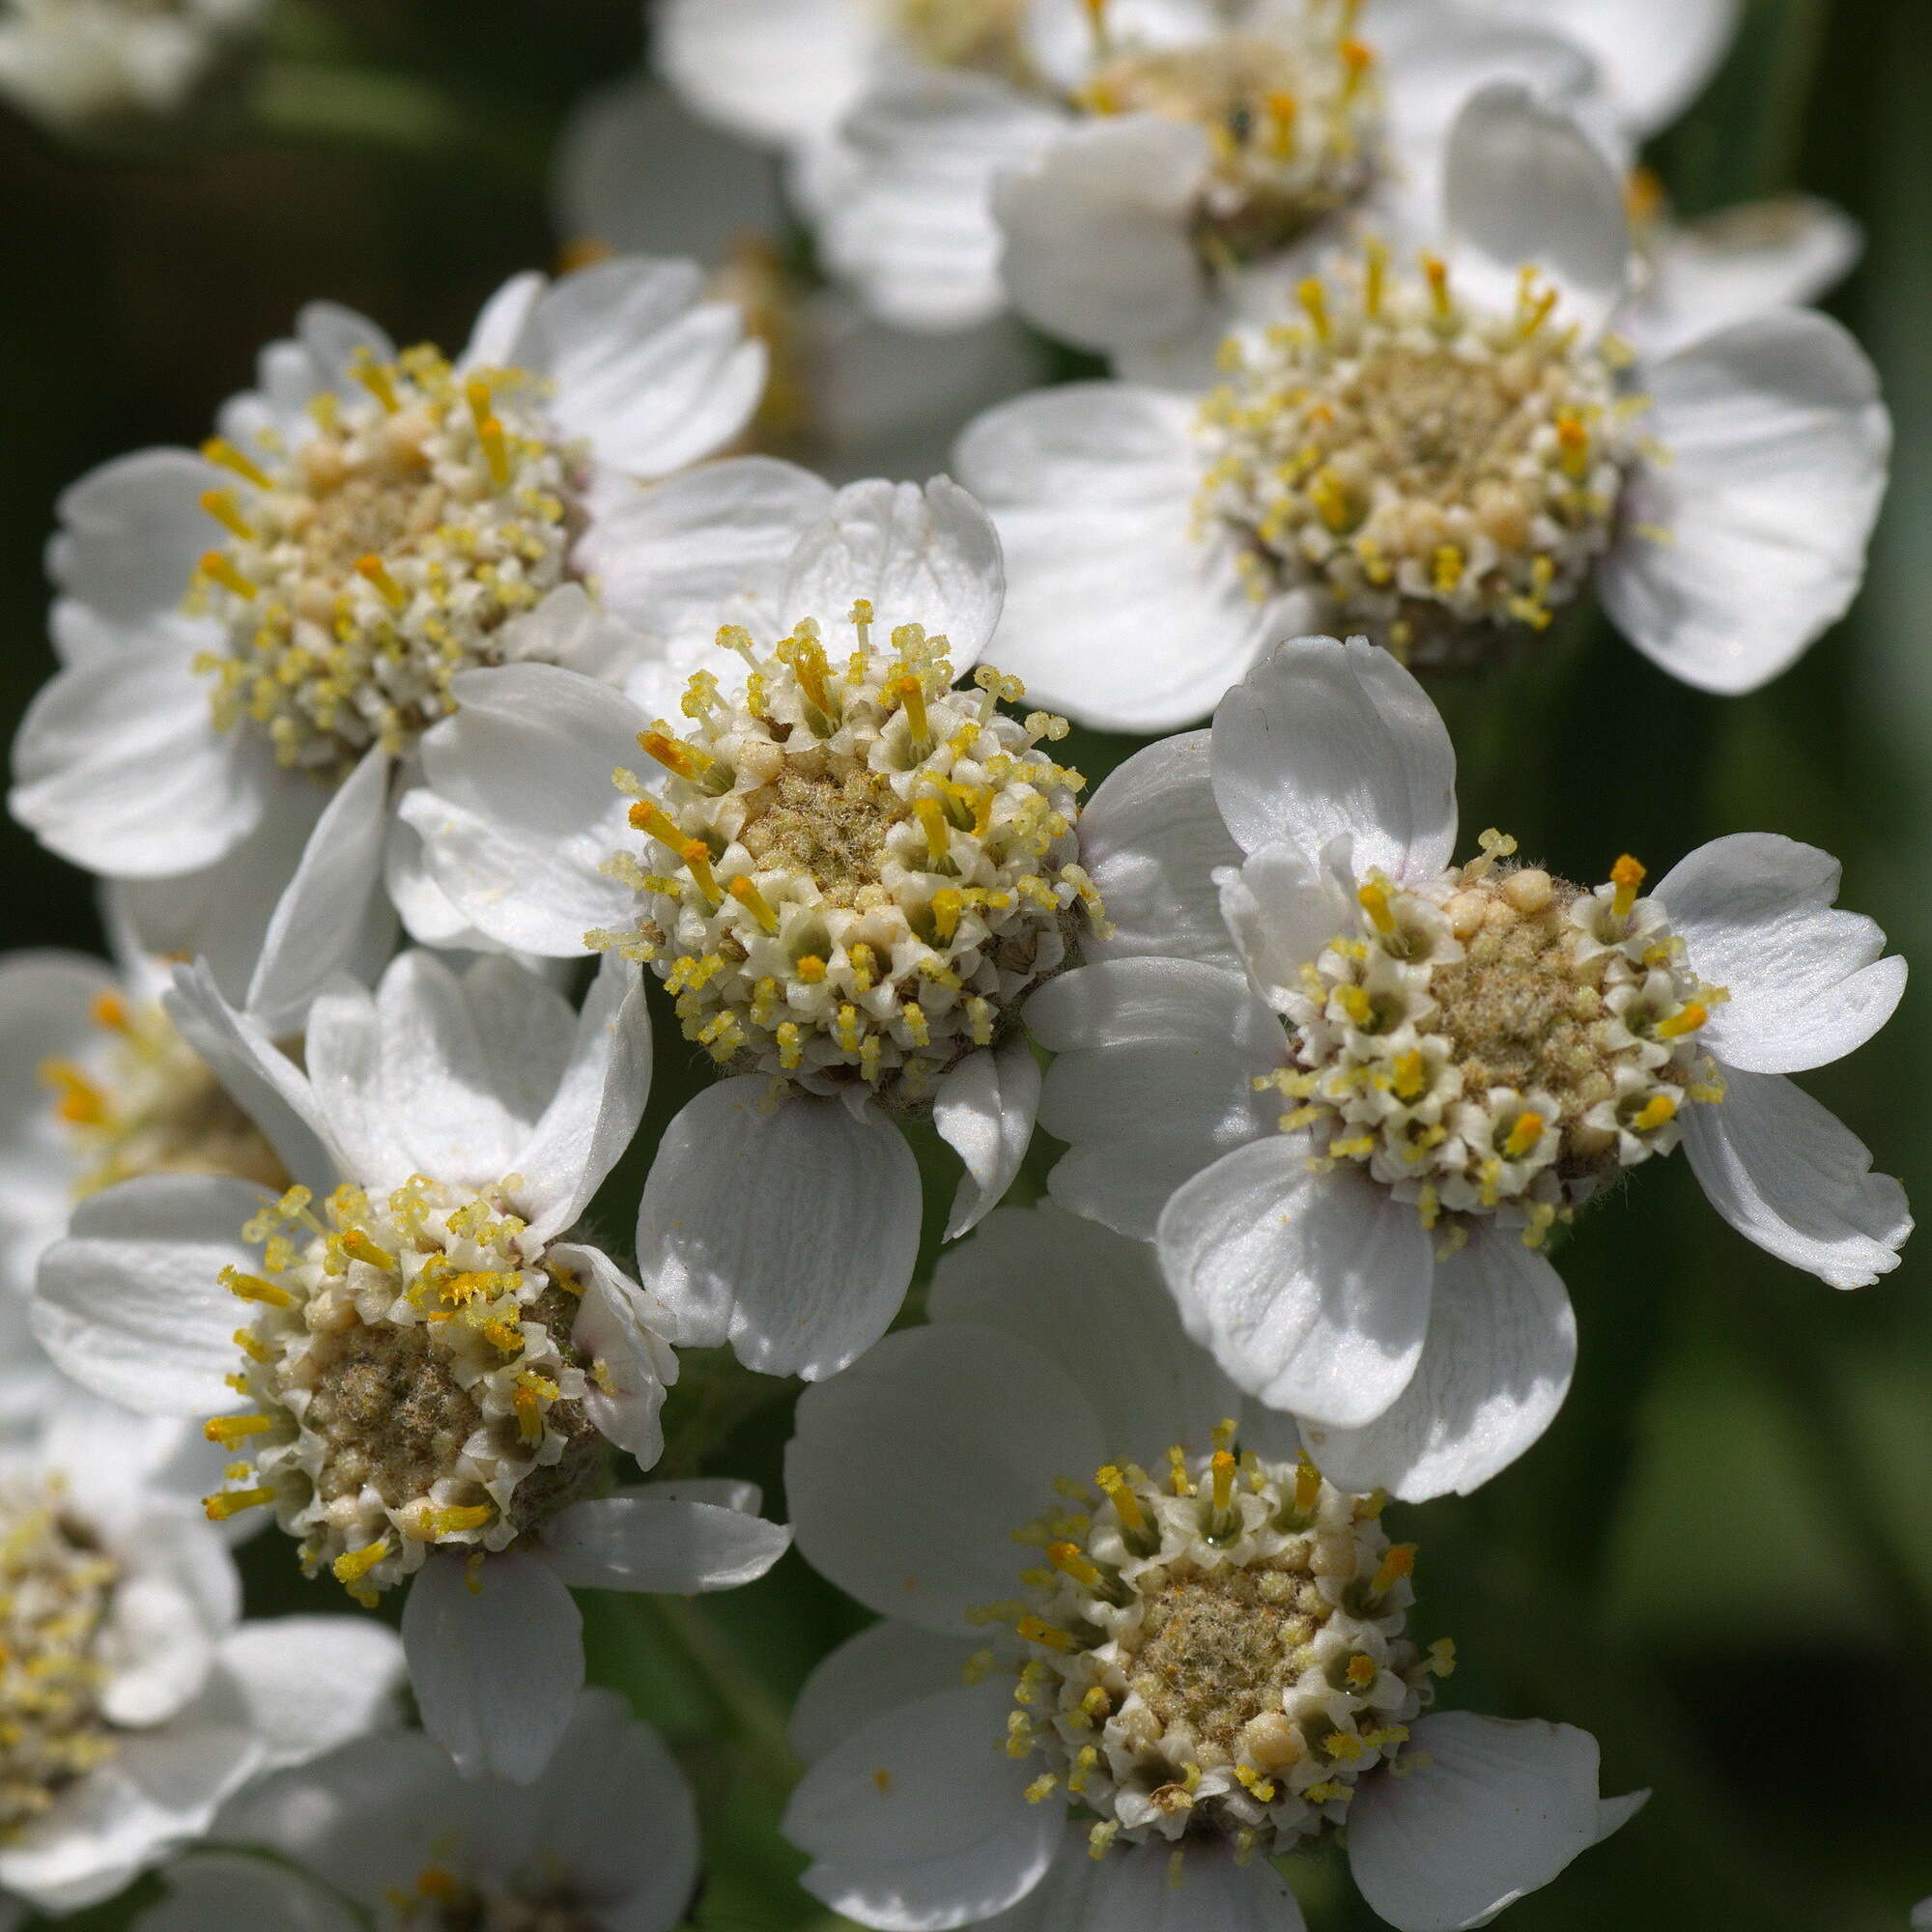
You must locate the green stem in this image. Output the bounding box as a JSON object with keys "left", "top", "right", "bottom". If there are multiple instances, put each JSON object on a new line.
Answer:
{"left": 639, "top": 1593, "right": 797, "bottom": 1778}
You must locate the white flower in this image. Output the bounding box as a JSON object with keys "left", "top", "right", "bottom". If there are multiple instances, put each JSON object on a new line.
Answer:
{"left": 8, "top": 261, "right": 767, "bottom": 1034}
{"left": 29, "top": 948, "right": 791, "bottom": 1783}
{"left": 956, "top": 84, "right": 1889, "bottom": 728}
{"left": 0, "top": 898, "right": 293, "bottom": 1427}
{"left": 1912, "top": 1899, "right": 1932, "bottom": 1931}
{"left": 131, "top": 1687, "right": 697, "bottom": 1932}
{"left": 781, "top": 1201, "right": 1641, "bottom": 1932}
{"left": 404, "top": 473, "right": 1108, "bottom": 1381}
{"left": 555, "top": 72, "right": 1049, "bottom": 481}
{"left": 0, "top": 1378, "right": 403, "bottom": 1917}
{"left": 1029, "top": 634, "right": 1909, "bottom": 1501}
{"left": 0, "top": 0, "right": 265, "bottom": 134}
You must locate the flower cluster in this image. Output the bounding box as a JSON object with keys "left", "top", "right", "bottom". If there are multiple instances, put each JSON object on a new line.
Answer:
{"left": 0, "top": 4, "right": 1915, "bottom": 1930}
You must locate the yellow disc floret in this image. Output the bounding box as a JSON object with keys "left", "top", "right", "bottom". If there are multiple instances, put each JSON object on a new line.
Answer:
{"left": 990, "top": 1433, "right": 1446, "bottom": 1856}
{"left": 1198, "top": 249, "right": 1645, "bottom": 664}
{"left": 201, "top": 1180, "right": 605, "bottom": 1603}
{"left": 1, "top": 1485, "right": 120, "bottom": 1839}
{"left": 189, "top": 346, "right": 582, "bottom": 780}
{"left": 1257, "top": 837, "right": 1725, "bottom": 1245}
{"left": 589, "top": 608, "right": 1105, "bottom": 1110}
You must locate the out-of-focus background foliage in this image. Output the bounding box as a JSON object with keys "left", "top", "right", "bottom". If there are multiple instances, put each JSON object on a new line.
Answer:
{"left": 3, "top": 1, "right": 1929, "bottom": 1926}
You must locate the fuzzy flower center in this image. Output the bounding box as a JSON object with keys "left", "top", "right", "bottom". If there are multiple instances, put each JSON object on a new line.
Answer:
{"left": 394, "top": 1861, "right": 600, "bottom": 1931}
{"left": 200, "top": 1179, "right": 606, "bottom": 1604}
{"left": 1197, "top": 249, "right": 1645, "bottom": 664}
{"left": 1260, "top": 836, "right": 1725, "bottom": 1246}
{"left": 1, "top": 1486, "right": 119, "bottom": 1839}
{"left": 981, "top": 1430, "right": 1451, "bottom": 1863}
{"left": 1080, "top": 16, "right": 1379, "bottom": 264}
{"left": 188, "top": 346, "right": 582, "bottom": 781}
{"left": 39, "top": 989, "right": 288, "bottom": 1201}
{"left": 589, "top": 605, "right": 1105, "bottom": 1110}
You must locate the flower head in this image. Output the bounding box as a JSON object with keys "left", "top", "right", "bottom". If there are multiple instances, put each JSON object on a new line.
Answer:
{"left": 1030, "top": 635, "right": 1908, "bottom": 1500}
{"left": 781, "top": 1203, "right": 1638, "bottom": 1931}
{"left": 408, "top": 472, "right": 1103, "bottom": 1381}
{"left": 134, "top": 1688, "right": 698, "bottom": 1932}
{"left": 958, "top": 84, "right": 1889, "bottom": 727}
{"left": 31, "top": 950, "right": 790, "bottom": 1782}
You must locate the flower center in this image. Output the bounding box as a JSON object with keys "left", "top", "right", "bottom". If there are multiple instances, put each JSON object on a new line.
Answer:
{"left": 39, "top": 990, "right": 289, "bottom": 1201}
{"left": 1198, "top": 250, "right": 1643, "bottom": 663}
{"left": 1081, "top": 22, "right": 1379, "bottom": 264}
{"left": 895, "top": 0, "right": 1034, "bottom": 82}
{"left": 1, "top": 1485, "right": 119, "bottom": 1840}
{"left": 200, "top": 1179, "right": 605, "bottom": 1604}
{"left": 1260, "top": 836, "right": 1726, "bottom": 1244}
{"left": 987, "top": 1430, "right": 1452, "bottom": 1862}
{"left": 397, "top": 1862, "right": 600, "bottom": 1932}
{"left": 589, "top": 607, "right": 1105, "bottom": 1110}
{"left": 188, "top": 346, "right": 582, "bottom": 780}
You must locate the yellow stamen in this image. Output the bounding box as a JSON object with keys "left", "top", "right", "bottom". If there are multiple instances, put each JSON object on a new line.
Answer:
{"left": 198, "top": 489, "right": 254, "bottom": 541}
{"left": 1016, "top": 1616, "right": 1077, "bottom": 1653}
{"left": 728, "top": 875, "right": 781, "bottom": 935}
{"left": 1555, "top": 409, "right": 1591, "bottom": 480}
{"left": 1632, "top": 1093, "right": 1678, "bottom": 1133}
{"left": 1357, "top": 876, "right": 1396, "bottom": 935}
{"left": 199, "top": 551, "right": 257, "bottom": 601}
{"left": 355, "top": 554, "right": 409, "bottom": 611}
{"left": 332, "top": 1538, "right": 389, "bottom": 1587}
{"left": 221, "top": 1266, "right": 294, "bottom": 1309}
{"left": 349, "top": 350, "right": 399, "bottom": 413}
{"left": 1047, "top": 1542, "right": 1105, "bottom": 1591}
{"left": 340, "top": 1229, "right": 397, "bottom": 1271}
{"left": 1657, "top": 1003, "right": 1708, "bottom": 1039}
{"left": 895, "top": 673, "right": 930, "bottom": 750}
{"left": 1297, "top": 277, "right": 1330, "bottom": 344}
{"left": 915, "top": 795, "right": 951, "bottom": 870}
{"left": 1423, "top": 253, "right": 1452, "bottom": 322}
{"left": 1503, "top": 1111, "right": 1545, "bottom": 1159}
{"left": 639, "top": 729, "right": 716, "bottom": 784}
{"left": 681, "top": 840, "right": 722, "bottom": 907}
{"left": 1094, "top": 1465, "right": 1146, "bottom": 1536}
{"left": 419, "top": 1503, "right": 493, "bottom": 1539}
{"left": 1266, "top": 90, "right": 1297, "bottom": 158}
{"left": 88, "top": 989, "right": 130, "bottom": 1033}
{"left": 200, "top": 437, "right": 272, "bottom": 490}
{"left": 203, "top": 1486, "right": 275, "bottom": 1520}
{"left": 1209, "top": 1449, "right": 1236, "bottom": 1514}
{"left": 1372, "top": 1543, "right": 1416, "bottom": 1595}
{"left": 203, "top": 1414, "right": 271, "bottom": 1446}
{"left": 1293, "top": 1454, "right": 1321, "bottom": 1518}
{"left": 41, "top": 1059, "right": 106, "bottom": 1125}
{"left": 1610, "top": 853, "right": 1645, "bottom": 923}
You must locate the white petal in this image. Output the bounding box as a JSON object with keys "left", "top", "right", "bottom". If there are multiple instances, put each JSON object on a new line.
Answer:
{"left": 163, "top": 958, "right": 336, "bottom": 1189}
{"left": 540, "top": 1492, "right": 790, "bottom": 1593}
{"left": 994, "top": 114, "right": 1209, "bottom": 354}
{"left": 243, "top": 748, "right": 393, "bottom": 1037}
{"left": 410, "top": 664, "right": 649, "bottom": 955}
{"left": 9, "top": 645, "right": 268, "bottom": 878}
{"left": 1074, "top": 729, "right": 1238, "bottom": 968}
{"left": 635, "top": 1082, "right": 923, "bottom": 1379}
{"left": 929, "top": 1202, "right": 1243, "bottom": 1457}
{"left": 1602, "top": 309, "right": 1889, "bottom": 695}
{"left": 551, "top": 1242, "right": 676, "bottom": 1463}
{"left": 786, "top": 1322, "right": 1104, "bottom": 1632}
{"left": 98, "top": 1510, "right": 235, "bottom": 1728}
{"left": 1496, "top": 0, "right": 1740, "bottom": 133}
{"left": 1653, "top": 832, "right": 1903, "bottom": 1072}
{"left": 1219, "top": 840, "right": 1357, "bottom": 1009}
{"left": 524, "top": 257, "right": 766, "bottom": 479}
{"left": 1443, "top": 83, "right": 1631, "bottom": 337}
{"left": 1081, "top": 1840, "right": 1305, "bottom": 1932}
{"left": 1348, "top": 1712, "right": 1608, "bottom": 1931}
{"left": 1157, "top": 1141, "right": 1435, "bottom": 1427}
{"left": 1304, "top": 1225, "right": 1576, "bottom": 1501}
{"left": 0, "top": 949, "right": 118, "bottom": 1209}
{"left": 784, "top": 1680, "right": 1061, "bottom": 1931}
{"left": 934, "top": 1036, "right": 1039, "bottom": 1238}
{"left": 1684, "top": 1065, "right": 1909, "bottom": 1288}
{"left": 790, "top": 1621, "right": 986, "bottom": 1764}
{"left": 215, "top": 1616, "right": 406, "bottom": 1773}
{"left": 1032, "top": 958, "right": 1280, "bottom": 1239}
{"left": 821, "top": 70, "right": 1065, "bottom": 332}
{"left": 298, "top": 301, "right": 395, "bottom": 390}
{"left": 1210, "top": 635, "right": 1458, "bottom": 877}
{"left": 582, "top": 455, "right": 836, "bottom": 641}
{"left": 1624, "top": 196, "right": 1861, "bottom": 362}
{"left": 402, "top": 1549, "right": 582, "bottom": 1784}
{"left": 956, "top": 384, "right": 1290, "bottom": 732}
{"left": 459, "top": 270, "right": 547, "bottom": 370}
{"left": 34, "top": 1175, "right": 271, "bottom": 1415}
{"left": 46, "top": 447, "right": 223, "bottom": 622}
{"left": 140, "top": 1853, "right": 357, "bottom": 1932}
{"left": 655, "top": 0, "right": 877, "bottom": 148}
{"left": 781, "top": 476, "right": 1004, "bottom": 671}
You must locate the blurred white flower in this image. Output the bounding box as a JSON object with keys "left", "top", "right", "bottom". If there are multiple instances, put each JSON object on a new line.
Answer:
{"left": 663, "top": 0, "right": 1614, "bottom": 352}
{"left": 956, "top": 86, "right": 1889, "bottom": 727}
{"left": 0, "top": 1378, "right": 402, "bottom": 1918}
{"left": 1030, "top": 635, "right": 1909, "bottom": 1499}
{"left": 781, "top": 1201, "right": 1641, "bottom": 1932}
{"left": 30, "top": 949, "right": 790, "bottom": 1784}
{"left": 405, "top": 473, "right": 1108, "bottom": 1384}
{"left": 9, "top": 262, "right": 766, "bottom": 1034}
{"left": 555, "top": 73, "right": 1049, "bottom": 480}
{"left": 0, "top": 0, "right": 265, "bottom": 135}
{"left": 133, "top": 1688, "right": 698, "bottom": 1932}
{"left": 1912, "top": 1899, "right": 1932, "bottom": 1930}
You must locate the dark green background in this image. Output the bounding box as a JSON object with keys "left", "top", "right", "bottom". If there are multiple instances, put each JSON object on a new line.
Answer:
{"left": 2, "top": 2, "right": 1928, "bottom": 1925}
